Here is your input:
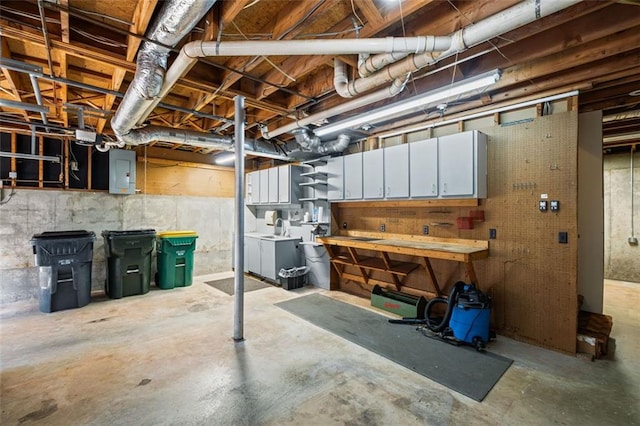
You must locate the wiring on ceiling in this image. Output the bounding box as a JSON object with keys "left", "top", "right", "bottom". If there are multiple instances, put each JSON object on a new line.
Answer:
{"left": 349, "top": 0, "right": 365, "bottom": 28}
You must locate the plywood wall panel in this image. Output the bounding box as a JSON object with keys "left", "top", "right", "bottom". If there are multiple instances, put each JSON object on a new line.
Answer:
{"left": 332, "top": 112, "right": 579, "bottom": 354}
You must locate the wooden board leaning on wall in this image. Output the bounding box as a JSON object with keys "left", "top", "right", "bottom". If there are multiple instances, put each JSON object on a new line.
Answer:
{"left": 136, "top": 157, "right": 235, "bottom": 198}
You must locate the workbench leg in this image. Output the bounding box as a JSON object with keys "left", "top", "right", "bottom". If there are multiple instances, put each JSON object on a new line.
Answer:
{"left": 465, "top": 262, "right": 479, "bottom": 286}
{"left": 421, "top": 257, "right": 442, "bottom": 297}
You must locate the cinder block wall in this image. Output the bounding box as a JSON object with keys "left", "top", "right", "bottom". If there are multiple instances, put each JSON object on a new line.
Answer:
{"left": 0, "top": 190, "right": 233, "bottom": 303}
{"left": 604, "top": 152, "right": 640, "bottom": 282}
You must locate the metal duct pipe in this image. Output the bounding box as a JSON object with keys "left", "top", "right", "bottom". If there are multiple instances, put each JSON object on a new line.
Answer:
{"left": 0, "top": 99, "right": 49, "bottom": 114}
{"left": 291, "top": 129, "right": 350, "bottom": 154}
{"left": 338, "top": 0, "right": 582, "bottom": 97}
{"left": 137, "top": 36, "right": 448, "bottom": 126}
{"left": 28, "top": 75, "right": 49, "bottom": 128}
{"left": 106, "top": 124, "right": 285, "bottom": 158}
{"left": 264, "top": 75, "right": 408, "bottom": 140}
{"left": 110, "top": 0, "right": 216, "bottom": 141}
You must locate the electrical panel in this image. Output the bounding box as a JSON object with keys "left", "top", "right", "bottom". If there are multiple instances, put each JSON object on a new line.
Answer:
{"left": 109, "top": 149, "right": 136, "bottom": 195}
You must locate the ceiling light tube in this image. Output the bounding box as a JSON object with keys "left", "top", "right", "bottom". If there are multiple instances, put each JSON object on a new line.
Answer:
{"left": 314, "top": 69, "right": 501, "bottom": 137}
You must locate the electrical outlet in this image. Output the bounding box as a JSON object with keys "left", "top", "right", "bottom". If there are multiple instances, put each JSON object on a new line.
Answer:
{"left": 9, "top": 171, "right": 17, "bottom": 179}
{"left": 539, "top": 200, "right": 548, "bottom": 212}
{"left": 70, "top": 161, "right": 79, "bottom": 171}
{"left": 489, "top": 228, "right": 497, "bottom": 239}
{"left": 342, "top": 222, "right": 348, "bottom": 229}
{"left": 629, "top": 237, "right": 639, "bottom": 246}
{"left": 558, "top": 231, "right": 568, "bottom": 244}
{"left": 380, "top": 224, "right": 386, "bottom": 232}
{"left": 422, "top": 225, "right": 429, "bottom": 235}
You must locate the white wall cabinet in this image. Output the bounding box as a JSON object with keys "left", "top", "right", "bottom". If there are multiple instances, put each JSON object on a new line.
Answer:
{"left": 327, "top": 156, "right": 344, "bottom": 201}
{"left": 268, "top": 167, "right": 279, "bottom": 203}
{"left": 278, "top": 165, "right": 290, "bottom": 203}
{"left": 363, "top": 149, "right": 384, "bottom": 199}
{"left": 438, "top": 130, "right": 487, "bottom": 198}
{"left": 343, "top": 152, "right": 363, "bottom": 200}
{"left": 409, "top": 138, "right": 438, "bottom": 197}
{"left": 259, "top": 169, "right": 269, "bottom": 204}
{"left": 383, "top": 144, "right": 409, "bottom": 198}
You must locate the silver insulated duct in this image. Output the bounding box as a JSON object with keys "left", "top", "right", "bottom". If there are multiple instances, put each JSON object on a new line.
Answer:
{"left": 110, "top": 0, "right": 216, "bottom": 141}
{"left": 291, "top": 128, "right": 350, "bottom": 154}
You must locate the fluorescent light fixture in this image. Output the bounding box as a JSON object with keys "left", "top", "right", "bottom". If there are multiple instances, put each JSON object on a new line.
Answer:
{"left": 214, "top": 152, "right": 237, "bottom": 165}
{"left": 314, "top": 69, "right": 501, "bottom": 137}
{"left": 378, "top": 90, "right": 580, "bottom": 139}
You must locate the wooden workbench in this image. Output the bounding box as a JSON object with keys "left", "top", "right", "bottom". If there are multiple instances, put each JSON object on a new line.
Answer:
{"left": 317, "top": 233, "right": 489, "bottom": 298}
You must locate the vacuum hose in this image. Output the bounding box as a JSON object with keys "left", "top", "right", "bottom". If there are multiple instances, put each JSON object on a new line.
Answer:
{"left": 425, "top": 281, "right": 466, "bottom": 332}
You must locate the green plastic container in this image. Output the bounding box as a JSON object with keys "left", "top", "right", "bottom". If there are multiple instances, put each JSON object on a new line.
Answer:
{"left": 371, "top": 285, "right": 427, "bottom": 319}
{"left": 102, "top": 229, "right": 156, "bottom": 299}
{"left": 156, "top": 231, "right": 198, "bottom": 289}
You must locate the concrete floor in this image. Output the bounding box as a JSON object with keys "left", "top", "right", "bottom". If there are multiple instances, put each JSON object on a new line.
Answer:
{"left": 1, "top": 276, "right": 638, "bottom": 425}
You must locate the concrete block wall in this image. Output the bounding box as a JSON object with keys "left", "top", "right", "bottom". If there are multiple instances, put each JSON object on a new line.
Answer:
{"left": 0, "top": 190, "right": 233, "bottom": 304}
{"left": 604, "top": 152, "right": 640, "bottom": 283}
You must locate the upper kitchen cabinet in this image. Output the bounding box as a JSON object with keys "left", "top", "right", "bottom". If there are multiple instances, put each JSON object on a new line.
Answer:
{"left": 343, "top": 152, "right": 363, "bottom": 200}
{"left": 409, "top": 138, "right": 438, "bottom": 198}
{"left": 259, "top": 168, "right": 269, "bottom": 204}
{"left": 268, "top": 167, "right": 279, "bottom": 203}
{"left": 383, "top": 144, "right": 409, "bottom": 198}
{"left": 327, "top": 156, "right": 344, "bottom": 201}
{"left": 277, "top": 164, "right": 302, "bottom": 204}
{"left": 438, "top": 130, "right": 487, "bottom": 198}
{"left": 363, "top": 149, "right": 384, "bottom": 199}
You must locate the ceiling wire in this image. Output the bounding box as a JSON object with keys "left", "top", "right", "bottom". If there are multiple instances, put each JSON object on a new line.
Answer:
{"left": 349, "top": 0, "right": 365, "bottom": 28}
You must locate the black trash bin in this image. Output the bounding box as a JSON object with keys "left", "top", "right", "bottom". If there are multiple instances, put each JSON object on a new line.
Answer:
{"left": 102, "top": 229, "right": 155, "bottom": 299}
{"left": 30, "top": 230, "right": 96, "bottom": 313}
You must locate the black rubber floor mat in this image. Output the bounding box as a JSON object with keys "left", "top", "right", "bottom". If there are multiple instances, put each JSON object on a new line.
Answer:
{"left": 276, "top": 293, "right": 512, "bottom": 402}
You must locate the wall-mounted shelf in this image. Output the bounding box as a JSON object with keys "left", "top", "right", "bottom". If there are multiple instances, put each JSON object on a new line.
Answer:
{"left": 300, "top": 170, "right": 327, "bottom": 178}
{"left": 299, "top": 180, "right": 327, "bottom": 187}
{"left": 298, "top": 197, "right": 327, "bottom": 202}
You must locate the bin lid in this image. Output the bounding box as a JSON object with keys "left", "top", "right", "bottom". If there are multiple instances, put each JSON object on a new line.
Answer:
{"left": 32, "top": 230, "right": 95, "bottom": 240}
{"left": 102, "top": 229, "right": 156, "bottom": 237}
{"left": 157, "top": 230, "right": 198, "bottom": 238}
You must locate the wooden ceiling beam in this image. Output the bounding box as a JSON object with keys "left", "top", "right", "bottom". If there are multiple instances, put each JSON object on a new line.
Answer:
{"left": 178, "top": 0, "right": 337, "bottom": 126}
{"left": 0, "top": 37, "right": 31, "bottom": 122}
{"left": 355, "top": 0, "right": 383, "bottom": 27}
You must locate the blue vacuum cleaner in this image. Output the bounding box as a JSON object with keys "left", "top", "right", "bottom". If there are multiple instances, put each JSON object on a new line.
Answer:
{"left": 389, "top": 281, "right": 492, "bottom": 351}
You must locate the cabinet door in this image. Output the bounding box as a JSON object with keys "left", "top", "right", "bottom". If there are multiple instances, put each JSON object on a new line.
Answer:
{"left": 327, "top": 156, "right": 344, "bottom": 200}
{"left": 438, "top": 132, "right": 474, "bottom": 196}
{"left": 259, "top": 169, "right": 269, "bottom": 203}
{"left": 268, "top": 167, "right": 279, "bottom": 203}
{"left": 245, "top": 237, "right": 260, "bottom": 274}
{"left": 409, "top": 138, "right": 438, "bottom": 197}
{"left": 343, "top": 153, "right": 363, "bottom": 200}
{"left": 260, "top": 240, "right": 277, "bottom": 280}
{"left": 278, "top": 165, "right": 290, "bottom": 203}
{"left": 363, "top": 149, "right": 384, "bottom": 199}
{"left": 383, "top": 144, "right": 409, "bottom": 198}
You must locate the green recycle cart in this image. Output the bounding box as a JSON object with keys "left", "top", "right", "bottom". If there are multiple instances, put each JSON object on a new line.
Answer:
{"left": 156, "top": 231, "right": 198, "bottom": 289}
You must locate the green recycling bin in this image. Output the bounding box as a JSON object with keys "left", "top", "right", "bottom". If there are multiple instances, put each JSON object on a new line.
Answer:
{"left": 156, "top": 231, "right": 198, "bottom": 289}
{"left": 102, "top": 229, "right": 156, "bottom": 299}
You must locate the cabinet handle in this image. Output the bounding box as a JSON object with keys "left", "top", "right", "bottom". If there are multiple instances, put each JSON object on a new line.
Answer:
{"left": 387, "top": 186, "right": 391, "bottom": 195}
{"left": 432, "top": 183, "right": 436, "bottom": 194}
{"left": 443, "top": 183, "right": 447, "bottom": 193}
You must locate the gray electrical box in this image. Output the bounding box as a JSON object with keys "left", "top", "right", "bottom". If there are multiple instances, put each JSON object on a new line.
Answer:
{"left": 109, "top": 149, "right": 136, "bottom": 195}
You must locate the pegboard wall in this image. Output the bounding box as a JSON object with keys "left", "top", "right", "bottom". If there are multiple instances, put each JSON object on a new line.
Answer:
{"left": 333, "top": 111, "right": 579, "bottom": 354}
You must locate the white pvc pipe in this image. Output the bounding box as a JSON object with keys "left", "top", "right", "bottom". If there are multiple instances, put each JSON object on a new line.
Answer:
{"left": 340, "top": 0, "right": 582, "bottom": 98}
{"left": 264, "top": 75, "right": 407, "bottom": 139}
{"left": 136, "top": 36, "right": 448, "bottom": 127}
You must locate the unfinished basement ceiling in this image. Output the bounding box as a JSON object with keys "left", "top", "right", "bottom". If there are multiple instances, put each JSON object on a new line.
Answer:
{"left": 0, "top": 0, "right": 639, "bottom": 157}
